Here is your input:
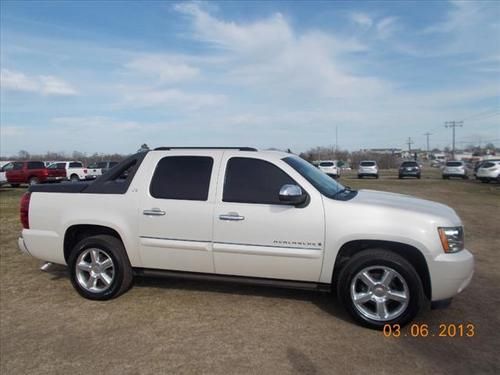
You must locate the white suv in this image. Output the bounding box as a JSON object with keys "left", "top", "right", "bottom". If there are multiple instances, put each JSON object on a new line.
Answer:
{"left": 442, "top": 161, "right": 468, "bottom": 180}
{"left": 318, "top": 160, "right": 340, "bottom": 178}
{"left": 476, "top": 160, "right": 500, "bottom": 183}
{"left": 358, "top": 161, "right": 379, "bottom": 179}
{"left": 18, "top": 147, "right": 473, "bottom": 329}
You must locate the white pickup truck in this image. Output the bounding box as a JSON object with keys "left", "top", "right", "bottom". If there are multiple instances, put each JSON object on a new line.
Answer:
{"left": 18, "top": 147, "right": 474, "bottom": 329}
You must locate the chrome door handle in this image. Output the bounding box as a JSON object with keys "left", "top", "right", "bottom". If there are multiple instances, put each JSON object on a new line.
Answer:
{"left": 143, "top": 208, "right": 166, "bottom": 216}
{"left": 219, "top": 213, "right": 245, "bottom": 221}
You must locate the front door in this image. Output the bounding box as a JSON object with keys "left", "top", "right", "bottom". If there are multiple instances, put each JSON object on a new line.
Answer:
{"left": 213, "top": 154, "right": 325, "bottom": 282}
{"left": 138, "top": 152, "right": 221, "bottom": 273}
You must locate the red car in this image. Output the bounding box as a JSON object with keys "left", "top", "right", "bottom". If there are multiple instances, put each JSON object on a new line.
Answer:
{"left": 46, "top": 162, "right": 67, "bottom": 182}
{"left": 6, "top": 161, "right": 48, "bottom": 186}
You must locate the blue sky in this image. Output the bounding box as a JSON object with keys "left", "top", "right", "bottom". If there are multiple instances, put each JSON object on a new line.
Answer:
{"left": 1, "top": 0, "right": 499, "bottom": 156}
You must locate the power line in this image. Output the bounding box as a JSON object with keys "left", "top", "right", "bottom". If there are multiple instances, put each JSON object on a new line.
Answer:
{"left": 445, "top": 121, "right": 463, "bottom": 159}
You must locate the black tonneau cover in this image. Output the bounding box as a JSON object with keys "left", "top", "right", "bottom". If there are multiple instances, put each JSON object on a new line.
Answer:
{"left": 28, "top": 151, "right": 148, "bottom": 194}
{"left": 29, "top": 182, "right": 90, "bottom": 193}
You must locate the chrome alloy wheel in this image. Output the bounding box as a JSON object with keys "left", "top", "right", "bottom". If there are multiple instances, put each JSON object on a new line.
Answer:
{"left": 75, "top": 248, "right": 115, "bottom": 293}
{"left": 350, "top": 266, "right": 409, "bottom": 322}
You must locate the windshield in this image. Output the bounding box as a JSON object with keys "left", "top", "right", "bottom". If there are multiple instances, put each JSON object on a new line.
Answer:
{"left": 283, "top": 156, "right": 350, "bottom": 199}
{"left": 360, "top": 161, "right": 376, "bottom": 167}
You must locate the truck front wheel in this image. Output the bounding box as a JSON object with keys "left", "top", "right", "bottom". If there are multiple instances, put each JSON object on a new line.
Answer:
{"left": 68, "top": 235, "right": 133, "bottom": 300}
{"left": 337, "top": 249, "right": 425, "bottom": 329}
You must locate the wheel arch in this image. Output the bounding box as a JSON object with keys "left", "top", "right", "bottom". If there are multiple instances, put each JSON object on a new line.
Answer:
{"left": 332, "top": 239, "right": 431, "bottom": 300}
{"left": 64, "top": 224, "right": 124, "bottom": 264}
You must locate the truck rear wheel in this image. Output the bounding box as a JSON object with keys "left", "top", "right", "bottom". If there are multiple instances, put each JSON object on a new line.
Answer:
{"left": 70, "top": 174, "right": 79, "bottom": 182}
{"left": 68, "top": 235, "right": 133, "bottom": 300}
{"left": 337, "top": 249, "right": 425, "bottom": 329}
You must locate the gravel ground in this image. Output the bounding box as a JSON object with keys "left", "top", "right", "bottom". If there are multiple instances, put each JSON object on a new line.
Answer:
{"left": 1, "top": 170, "right": 499, "bottom": 375}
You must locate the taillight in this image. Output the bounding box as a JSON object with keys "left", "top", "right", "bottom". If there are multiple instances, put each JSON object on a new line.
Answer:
{"left": 20, "top": 192, "right": 31, "bottom": 229}
{"left": 83, "top": 169, "right": 88, "bottom": 174}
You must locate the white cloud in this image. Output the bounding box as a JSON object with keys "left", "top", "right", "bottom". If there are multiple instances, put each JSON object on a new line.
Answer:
{"left": 123, "top": 88, "right": 226, "bottom": 109}
{"left": 125, "top": 55, "right": 200, "bottom": 82}
{"left": 173, "top": 2, "right": 377, "bottom": 100}
{"left": 0, "top": 69, "right": 77, "bottom": 96}
{"left": 350, "top": 12, "right": 373, "bottom": 28}
{"left": 376, "top": 17, "right": 398, "bottom": 39}
{"left": 422, "top": 0, "right": 499, "bottom": 58}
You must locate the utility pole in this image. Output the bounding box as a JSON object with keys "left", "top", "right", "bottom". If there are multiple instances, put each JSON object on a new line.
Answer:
{"left": 424, "top": 132, "right": 432, "bottom": 153}
{"left": 445, "top": 121, "right": 463, "bottom": 160}
{"left": 335, "top": 125, "right": 338, "bottom": 153}
{"left": 406, "top": 137, "right": 414, "bottom": 153}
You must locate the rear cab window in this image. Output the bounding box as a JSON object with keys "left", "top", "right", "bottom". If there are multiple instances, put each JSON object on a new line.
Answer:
{"left": 150, "top": 156, "right": 214, "bottom": 201}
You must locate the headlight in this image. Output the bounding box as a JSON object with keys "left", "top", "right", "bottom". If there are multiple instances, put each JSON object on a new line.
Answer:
{"left": 438, "top": 226, "right": 464, "bottom": 253}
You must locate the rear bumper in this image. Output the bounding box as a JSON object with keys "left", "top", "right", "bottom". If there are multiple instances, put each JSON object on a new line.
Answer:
{"left": 429, "top": 249, "right": 474, "bottom": 301}
{"left": 18, "top": 236, "right": 31, "bottom": 256}
{"left": 46, "top": 176, "right": 66, "bottom": 181}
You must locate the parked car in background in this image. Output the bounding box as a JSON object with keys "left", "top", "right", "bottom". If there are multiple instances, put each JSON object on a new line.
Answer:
{"left": 86, "top": 161, "right": 119, "bottom": 179}
{"left": 0, "top": 161, "right": 13, "bottom": 186}
{"left": 476, "top": 161, "right": 500, "bottom": 183}
{"left": 431, "top": 160, "right": 443, "bottom": 168}
{"left": 442, "top": 161, "right": 468, "bottom": 180}
{"left": 358, "top": 161, "right": 379, "bottom": 179}
{"left": 6, "top": 161, "right": 48, "bottom": 186}
{"left": 318, "top": 160, "right": 341, "bottom": 178}
{"left": 46, "top": 162, "right": 68, "bottom": 182}
{"left": 474, "top": 159, "right": 500, "bottom": 178}
{"left": 399, "top": 161, "right": 421, "bottom": 179}
{"left": 49, "top": 161, "right": 89, "bottom": 181}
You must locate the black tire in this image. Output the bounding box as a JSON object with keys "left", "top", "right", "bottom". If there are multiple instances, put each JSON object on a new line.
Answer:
{"left": 417, "top": 174, "right": 421, "bottom": 179}
{"left": 398, "top": 175, "right": 402, "bottom": 179}
{"left": 29, "top": 176, "right": 39, "bottom": 185}
{"left": 480, "top": 179, "right": 489, "bottom": 184}
{"left": 10, "top": 184, "right": 20, "bottom": 188}
{"left": 336, "top": 249, "right": 425, "bottom": 329}
{"left": 358, "top": 175, "right": 362, "bottom": 179}
{"left": 442, "top": 175, "right": 448, "bottom": 180}
{"left": 375, "top": 174, "right": 379, "bottom": 179}
{"left": 68, "top": 235, "right": 133, "bottom": 300}
{"left": 70, "top": 174, "right": 80, "bottom": 182}
{"left": 462, "top": 175, "right": 468, "bottom": 180}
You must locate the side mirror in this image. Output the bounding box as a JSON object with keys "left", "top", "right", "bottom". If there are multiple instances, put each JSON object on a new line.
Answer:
{"left": 279, "top": 184, "right": 306, "bottom": 205}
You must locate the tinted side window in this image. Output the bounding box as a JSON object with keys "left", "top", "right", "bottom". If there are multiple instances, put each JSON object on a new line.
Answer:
{"left": 27, "top": 162, "right": 45, "bottom": 169}
{"left": 150, "top": 156, "right": 213, "bottom": 201}
{"left": 223, "top": 157, "right": 295, "bottom": 204}
{"left": 13, "top": 162, "right": 24, "bottom": 170}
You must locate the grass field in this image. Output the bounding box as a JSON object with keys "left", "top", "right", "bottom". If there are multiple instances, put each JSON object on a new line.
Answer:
{"left": 1, "top": 170, "right": 499, "bottom": 375}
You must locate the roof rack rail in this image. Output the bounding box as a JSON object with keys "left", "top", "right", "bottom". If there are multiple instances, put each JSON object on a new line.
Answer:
{"left": 154, "top": 147, "right": 257, "bottom": 151}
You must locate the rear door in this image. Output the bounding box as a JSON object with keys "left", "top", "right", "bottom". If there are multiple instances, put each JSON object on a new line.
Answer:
{"left": 138, "top": 151, "right": 222, "bottom": 273}
{"left": 212, "top": 153, "right": 325, "bottom": 282}
{"left": 7, "top": 162, "right": 25, "bottom": 183}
